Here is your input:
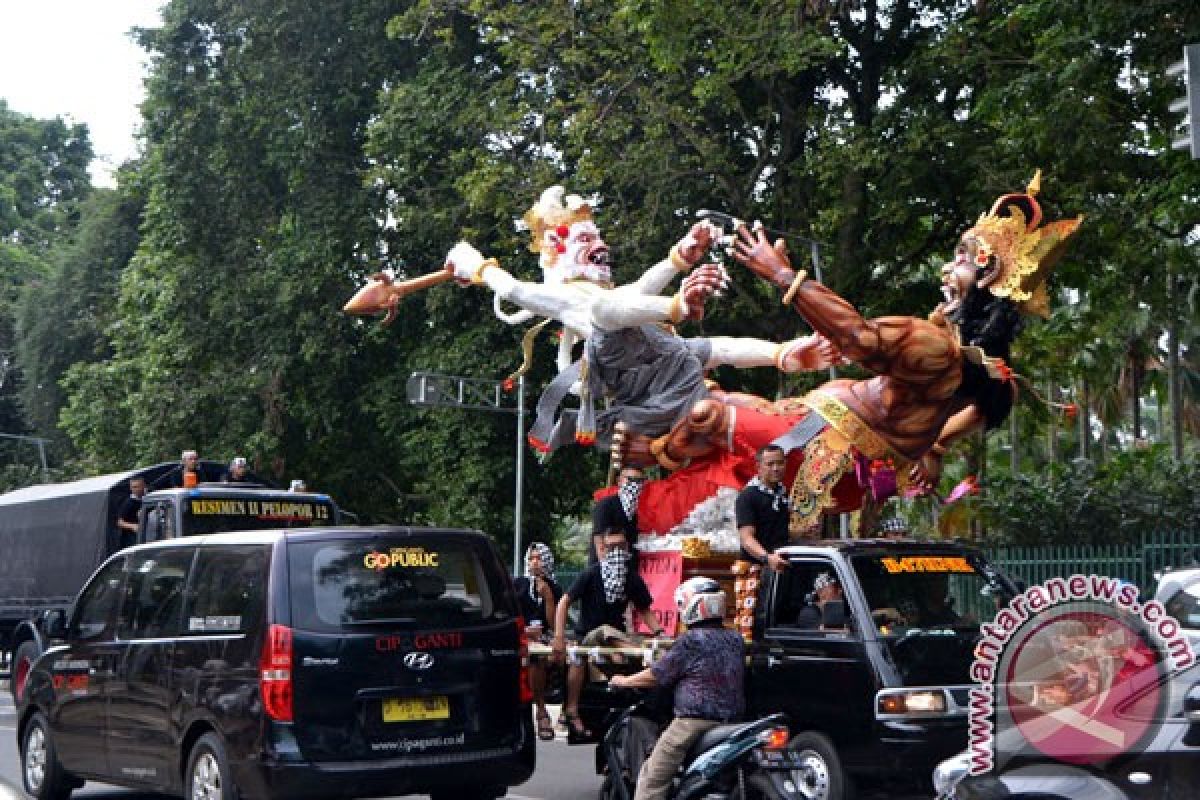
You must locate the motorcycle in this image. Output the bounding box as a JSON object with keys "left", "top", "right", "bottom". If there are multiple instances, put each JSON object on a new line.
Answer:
{"left": 596, "top": 696, "right": 807, "bottom": 800}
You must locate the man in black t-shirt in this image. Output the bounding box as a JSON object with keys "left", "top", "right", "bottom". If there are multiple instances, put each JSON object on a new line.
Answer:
{"left": 732, "top": 444, "right": 792, "bottom": 639}
{"left": 735, "top": 444, "right": 791, "bottom": 573}
{"left": 116, "top": 477, "right": 146, "bottom": 549}
{"left": 587, "top": 465, "right": 644, "bottom": 567}
{"left": 552, "top": 530, "right": 662, "bottom": 740}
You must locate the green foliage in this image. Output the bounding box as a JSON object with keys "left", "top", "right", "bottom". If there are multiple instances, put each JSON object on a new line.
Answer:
{"left": 980, "top": 446, "right": 1200, "bottom": 545}
{"left": 0, "top": 101, "right": 94, "bottom": 446}
{"left": 8, "top": 0, "right": 1195, "bottom": 566}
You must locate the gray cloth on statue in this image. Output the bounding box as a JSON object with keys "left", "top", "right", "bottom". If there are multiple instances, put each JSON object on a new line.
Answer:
{"left": 589, "top": 325, "right": 711, "bottom": 439}
{"left": 528, "top": 324, "right": 711, "bottom": 453}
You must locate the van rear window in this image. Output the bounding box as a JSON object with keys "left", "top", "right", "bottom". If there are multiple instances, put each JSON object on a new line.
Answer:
{"left": 287, "top": 536, "right": 510, "bottom": 631}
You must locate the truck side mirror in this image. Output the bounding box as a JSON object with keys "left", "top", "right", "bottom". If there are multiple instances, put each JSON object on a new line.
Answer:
{"left": 821, "top": 600, "right": 847, "bottom": 629}
{"left": 42, "top": 608, "right": 68, "bottom": 638}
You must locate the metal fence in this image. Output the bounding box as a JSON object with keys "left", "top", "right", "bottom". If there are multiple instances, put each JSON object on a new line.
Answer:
{"left": 547, "top": 532, "right": 1198, "bottom": 600}
{"left": 985, "top": 531, "right": 1200, "bottom": 597}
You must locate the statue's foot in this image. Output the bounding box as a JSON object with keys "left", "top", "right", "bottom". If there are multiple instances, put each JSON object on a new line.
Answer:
{"left": 611, "top": 423, "right": 658, "bottom": 469}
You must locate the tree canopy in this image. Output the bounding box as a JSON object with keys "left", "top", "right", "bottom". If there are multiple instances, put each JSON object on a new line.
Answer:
{"left": 4, "top": 0, "right": 1197, "bottom": 555}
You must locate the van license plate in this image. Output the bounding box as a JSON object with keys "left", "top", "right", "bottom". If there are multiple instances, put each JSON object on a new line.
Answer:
{"left": 382, "top": 696, "right": 450, "bottom": 722}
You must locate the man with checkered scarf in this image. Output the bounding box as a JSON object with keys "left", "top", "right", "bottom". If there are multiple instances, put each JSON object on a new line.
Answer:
{"left": 551, "top": 529, "right": 663, "bottom": 741}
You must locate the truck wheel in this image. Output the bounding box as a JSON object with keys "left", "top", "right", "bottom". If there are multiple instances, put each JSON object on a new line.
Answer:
{"left": 12, "top": 639, "right": 40, "bottom": 701}
{"left": 186, "top": 733, "right": 239, "bottom": 800}
{"left": 788, "top": 732, "right": 849, "bottom": 800}
{"left": 21, "top": 712, "right": 74, "bottom": 800}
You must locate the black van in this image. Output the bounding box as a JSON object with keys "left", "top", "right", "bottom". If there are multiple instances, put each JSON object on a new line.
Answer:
{"left": 16, "top": 527, "right": 535, "bottom": 800}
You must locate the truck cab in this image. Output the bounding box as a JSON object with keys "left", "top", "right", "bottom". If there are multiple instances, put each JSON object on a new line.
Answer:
{"left": 574, "top": 538, "right": 1017, "bottom": 798}
{"left": 746, "top": 540, "right": 1017, "bottom": 796}
{"left": 135, "top": 485, "right": 338, "bottom": 543}
{"left": 2, "top": 464, "right": 340, "bottom": 701}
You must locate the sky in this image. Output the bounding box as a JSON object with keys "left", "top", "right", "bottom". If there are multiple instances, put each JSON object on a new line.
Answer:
{"left": 0, "top": 0, "right": 165, "bottom": 188}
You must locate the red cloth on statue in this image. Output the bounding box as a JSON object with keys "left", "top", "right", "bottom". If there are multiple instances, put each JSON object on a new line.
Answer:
{"left": 637, "top": 407, "right": 799, "bottom": 534}
{"left": 636, "top": 405, "right": 867, "bottom": 535}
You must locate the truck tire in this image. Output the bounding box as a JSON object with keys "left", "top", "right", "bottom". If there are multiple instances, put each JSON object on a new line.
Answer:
{"left": 21, "top": 711, "right": 74, "bottom": 800}
{"left": 186, "top": 733, "right": 239, "bottom": 800}
{"left": 12, "top": 639, "right": 40, "bottom": 701}
{"left": 788, "top": 731, "right": 849, "bottom": 800}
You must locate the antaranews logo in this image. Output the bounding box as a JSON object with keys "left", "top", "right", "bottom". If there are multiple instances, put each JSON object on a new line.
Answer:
{"left": 967, "top": 574, "right": 1195, "bottom": 775}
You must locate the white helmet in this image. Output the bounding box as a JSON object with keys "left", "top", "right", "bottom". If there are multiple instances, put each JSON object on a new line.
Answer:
{"left": 674, "top": 576, "right": 726, "bottom": 627}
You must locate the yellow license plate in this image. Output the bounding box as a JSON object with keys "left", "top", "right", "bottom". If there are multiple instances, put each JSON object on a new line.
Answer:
{"left": 382, "top": 696, "right": 450, "bottom": 722}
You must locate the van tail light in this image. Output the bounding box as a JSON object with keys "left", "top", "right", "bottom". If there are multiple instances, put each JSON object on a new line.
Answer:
{"left": 517, "top": 617, "right": 534, "bottom": 705}
{"left": 260, "top": 624, "right": 294, "bottom": 722}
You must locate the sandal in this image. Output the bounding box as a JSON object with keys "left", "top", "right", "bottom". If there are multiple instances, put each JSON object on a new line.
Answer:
{"left": 563, "top": 710, "right": 592, "bottom": 741}
{"left": 536, "top": 711, "right": 555, "bottom": 741}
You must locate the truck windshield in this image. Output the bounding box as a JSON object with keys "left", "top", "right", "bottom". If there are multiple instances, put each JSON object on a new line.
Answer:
{"left": 851, "top": 552, "right": 1011, "bottom": 634}
{"left": 183, "top": 496, "right": 336, "bottom": 534}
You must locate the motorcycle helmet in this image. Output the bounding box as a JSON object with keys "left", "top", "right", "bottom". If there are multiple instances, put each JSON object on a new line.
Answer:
{"left": 675, "top": 576, "right": 726, "bottom": 627}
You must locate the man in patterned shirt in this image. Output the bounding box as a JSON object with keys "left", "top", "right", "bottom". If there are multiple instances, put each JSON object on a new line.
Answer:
{"left": 611, "top": 577, "right": 744, "bottom": 800}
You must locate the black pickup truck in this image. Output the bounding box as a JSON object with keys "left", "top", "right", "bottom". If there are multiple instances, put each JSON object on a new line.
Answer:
{"left": 0, "top": 462, "right": 339, "bottom": 700}
{"left": 579, "top": 539, "right": 1017, "bottom": 799}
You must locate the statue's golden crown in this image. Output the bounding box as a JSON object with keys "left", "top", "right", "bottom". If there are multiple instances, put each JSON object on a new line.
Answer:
{"left": 968, "top": 170, "right": 1083, "bottom": 318}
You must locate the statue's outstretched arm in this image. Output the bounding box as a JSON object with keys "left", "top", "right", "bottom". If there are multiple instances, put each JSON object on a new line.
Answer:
{"left": 627, "top": 221, "right": 721, "bottom": 295}
{"left": 445, "top": 241, "right": 593, "bottom": 335}
{"left": 731, "top": 224, "right": 882, "bottom": 362}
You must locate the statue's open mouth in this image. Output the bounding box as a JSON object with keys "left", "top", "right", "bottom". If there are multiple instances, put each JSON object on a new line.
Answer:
{"left": 941, "top": 281, "right": 962, "bottom": 315}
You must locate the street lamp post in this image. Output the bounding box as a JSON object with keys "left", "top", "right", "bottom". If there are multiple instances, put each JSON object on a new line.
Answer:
{"left": 406, "top": 371, "right": 526, "bottom": 574}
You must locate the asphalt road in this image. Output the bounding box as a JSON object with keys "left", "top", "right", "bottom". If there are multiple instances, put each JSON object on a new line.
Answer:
{"left": 0, "top": 693, "right": 926, "bottom": 799}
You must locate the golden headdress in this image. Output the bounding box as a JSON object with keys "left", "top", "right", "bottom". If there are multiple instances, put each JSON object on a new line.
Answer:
{"left": 966, "top": 170, "right": 1083, "bottom": 318}
{"left": 521, "top": 186, "right": 595, "bottom": 256}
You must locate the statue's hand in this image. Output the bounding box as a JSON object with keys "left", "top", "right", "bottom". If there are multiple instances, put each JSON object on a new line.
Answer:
{"left": 908, "top": 451, "right": 943, "bottom": 494}
{"left": 675, "top": 220, "right": 721, "bottom": 267}
{"left": 779, "top": 334, "right": 841, "bottom": 373}
{"left": 445, "top": 241, "right": 486, "bottom": 285}
{"left": 680, "top": 263, "right": 729, "bottom": 321}
{"left": 732, "top": 221, "right": 792, "bottom": 286}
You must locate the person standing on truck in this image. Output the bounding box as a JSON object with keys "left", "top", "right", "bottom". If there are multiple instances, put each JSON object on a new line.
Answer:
{"left": 610, "top": 577, "right": 745, "bottom": 800}
{"left": 155, "top": 449, "right": 201, "bottom": 488}
{"left": 220, "top": 456, "right": 252, "bottom": 483}
{"left": 733, "top": 445, "right": 791, "bottom": 638}
{"left": 551, "top": 530, "right": 663, "bottom": 741}
{"left": 116, "top": 477, "right": 146, "bottom": 548}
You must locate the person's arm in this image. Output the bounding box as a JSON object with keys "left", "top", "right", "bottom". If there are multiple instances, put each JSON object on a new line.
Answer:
{"left": 610, "top": 666, "right": 658, "bottom": 689}
{"left": 737, "top": 514, "right": 787, "bottom": 573}
{"left": 637, "top": 607, "right": 665, "bottom": 637}
{"left": 535, "top": 577, "right": 557, "bottom": 632}
{"left": 551, "top": 592, "right": 572, "bottom": 662}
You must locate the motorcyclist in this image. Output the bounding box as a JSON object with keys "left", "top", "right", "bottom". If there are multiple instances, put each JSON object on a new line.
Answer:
{"left": 610, "top": 577, "right": 745, "bottom": 800}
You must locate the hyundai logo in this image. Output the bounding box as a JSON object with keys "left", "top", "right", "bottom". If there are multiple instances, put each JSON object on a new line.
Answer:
{"left": 403, "top": 651, "right": 435, "bottom": 671}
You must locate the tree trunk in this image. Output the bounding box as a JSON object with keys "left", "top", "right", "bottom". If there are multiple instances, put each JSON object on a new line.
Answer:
{"left": 1079, "top": 378, "right": 1090, "bottom": 461}
{"left": 1168, "top": 308, "right": 1183, "bottom": 460}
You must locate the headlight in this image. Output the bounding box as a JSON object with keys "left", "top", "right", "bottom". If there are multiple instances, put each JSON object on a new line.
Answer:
{"left": 931, "top": 751, "right": 972, "bottom": 798}
{"left": 876, "top": 688, "right": 948, "bottom": 716}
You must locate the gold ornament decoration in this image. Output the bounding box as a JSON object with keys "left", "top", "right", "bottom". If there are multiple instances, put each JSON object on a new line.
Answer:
{"left": 965, "top": 169, "right": 1083, "bottom": 318}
